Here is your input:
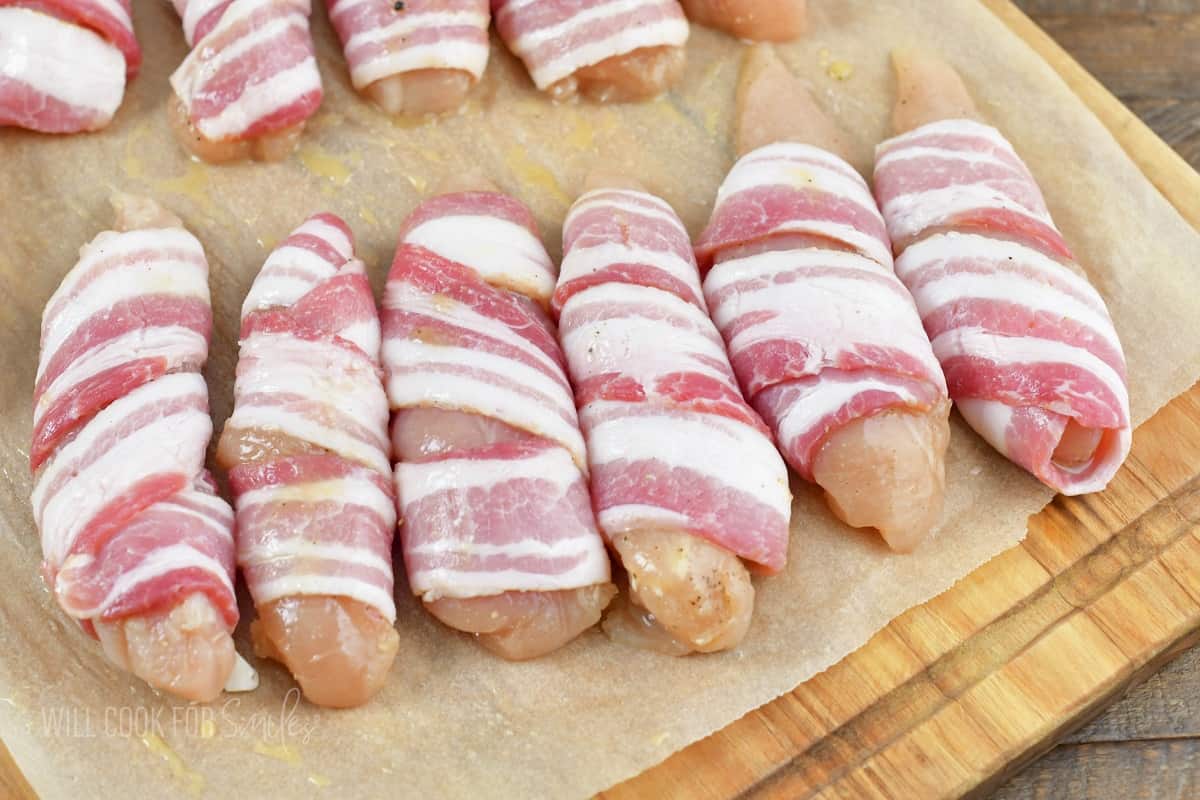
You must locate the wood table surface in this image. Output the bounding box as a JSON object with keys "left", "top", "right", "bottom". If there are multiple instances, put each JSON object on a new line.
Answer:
{"left": 994, "top": 2, "right": 1200, "bottom": 797}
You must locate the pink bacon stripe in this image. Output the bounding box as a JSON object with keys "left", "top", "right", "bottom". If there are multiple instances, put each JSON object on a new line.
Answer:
{"left": 555, "top": 187, "right": 790, "bottom": 572}
{"left": 397, "top": 190, "right": 542, "bottom": 242}
{"left": 753, "top": 369, "right": 945, "bottom": 481}
{"left": 874, "top": 119, "right": 1132, "bottom": 494}
{"left": 170, "top": 0, "right": 322, "bottom": 141}
{"left": 0, "top": 76, "right": 105, "bottom": 133}
{"left": 555, "top": 188, "right": 706, "bottom": 311}
{"left": 699, "top": 142, "right": 948, "bottom": 479}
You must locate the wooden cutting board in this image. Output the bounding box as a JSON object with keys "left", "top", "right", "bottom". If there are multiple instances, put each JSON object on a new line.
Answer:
{"left": 3, "top": 3, "right": 1198, "bottom": 798}
{"left": 601, "top": 3, "right": 1200, "bottom": 797}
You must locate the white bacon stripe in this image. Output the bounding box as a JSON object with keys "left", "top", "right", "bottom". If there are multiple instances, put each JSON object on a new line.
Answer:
{"left": 180, "top": 58, "right": 319, "bottom": 141}
{"left": 569, "top": 189, "right": 680, "bottom": 227}
{"left": 399, "top": 447, "right": 610, "bottom": 598}
{"left": 874, "top": 144, "right": 1016, "bottom": 174}
{"left": 33, "top": 373, "right": 211, "bottom": 567}
{"left": 41, "top": 227, "right": 206, "bottom": 338}
{"left": 351, "top": 39, "right": 488, "bottom": 88}
{"left": 35, "top": 327, "right": 209, "bottom": 427}
{"left": 916, "top": 271, "right": 1119, "bottom": 353}
{"left": 385, "top": 362, "right": 586, "bottom": 467}
{"left": 384, "top": 337, "right": 574, "bottom": 429}
{"left": 878, "top": 118, "right": 1022, "bottom": 161}
{"left": 498, "top": 0, "right": 688, "bottom": 89}
{"left": 706, "top": 249, "right": 940, "bottom": 381}
{"left": 560, "top": 284, "right": 734, "bottom": 389}
{"left": 176, "top": 0, "right": 228, "bottom": 46}
{"left": 559, "top": 242, "right": 703, "bottom": 301}
{"left": 709, "top": 142, "right": 894, "bottom": 268}
{"left": 228, "top": 333, "right": 389, "bottom": 474}
{"left": 596, "top": 503, "right": 690, "bottom": 536}
{"left": 896, "top": 232, "right": 1110, "bottom": 315}
{"left": 930, "top": 328, "right": 1130, "bottom": 413}
{"left": 954, "top": 398, "right": 1016, "bottom": 460}
{"left": 716, "top": 153, "right": 876, "bottom": 213}
{"left": 0, "top": 9, "right": 126, "bottom": 127}
{"left": 253, "top": 574, "right": 396, "bottom": 619}
{"left": 581, "top": 400, "right": 791, "bottom": 514}
{"left": 403, "top": 214, "right": 556, "bottom": 303}
{"left": 882, "top": 184, "right": 1055, "bottom": 249}
{"left": 337, "top": 315, "right": 382, "bottom": 359}
{"left": 241, "top": 219, "right": 353, "bottom": 315}
{"left": 337, "top": 7, "right": 490, "bottom": 84}
{"left": 237, "top": 478, "right": 394, "bottom": 528}
{"left": 39, "top": 259, "right": 209, "bottom": 373}
{"left": 875, "top": 119, "right": 1057, "bottom": 247}
{"left": 92, "top": 0, "right": 135, "bottom": 33}
{"left": 409, "top": 564, "right": 607, "bottom": 600}
{"left": 386, "top": 279, "right": 565, "bottom": 378}
{"left": 396, "top": 440, "right": 579, "bottom": 502}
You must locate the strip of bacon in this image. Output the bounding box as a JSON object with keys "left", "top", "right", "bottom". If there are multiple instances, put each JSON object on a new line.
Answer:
{"left": 327, "top": 0, "right": 489, "bottom": 115}
{"left": 218, "top": 213, "right": 397, "bottom": 707}
{"left": 384, "top": 188, "right": 612, "bottom": 658}
{"left": 168, "top": 0, "right": 322, "bottom": 161}
{"left": 0, "top": 6, "right": 131, "bottom": 132}
{"left": 491, "top": 0, "right": 689, "bottom": 101}
{"left": 874, "top": 117, "right": 1131, "bottom": 494}
{"left": 30, "top": 196, "right": 239, "bottom": 702}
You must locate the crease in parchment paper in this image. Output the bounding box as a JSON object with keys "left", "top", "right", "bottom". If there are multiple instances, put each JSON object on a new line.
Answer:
{"left": 1, "top": 1, "right": 1198, "bottom": 797}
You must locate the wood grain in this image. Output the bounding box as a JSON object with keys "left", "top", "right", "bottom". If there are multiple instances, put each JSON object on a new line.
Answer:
{"left": 1066, "top": 646, "right": 1200, "bottom": 743}
{"left": 0, "top": 740, "right": 37, "bottom": 800}
{"left": 1020, "top": 2, "right": 1200, "bottom": 169}
{"left": 994, "top": 740, "right": 1200, "bottom": 799}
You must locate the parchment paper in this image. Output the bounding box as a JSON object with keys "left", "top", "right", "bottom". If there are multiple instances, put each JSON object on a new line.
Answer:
{"left": 2, "top": 1, "right": 1200, "bottom": 797}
